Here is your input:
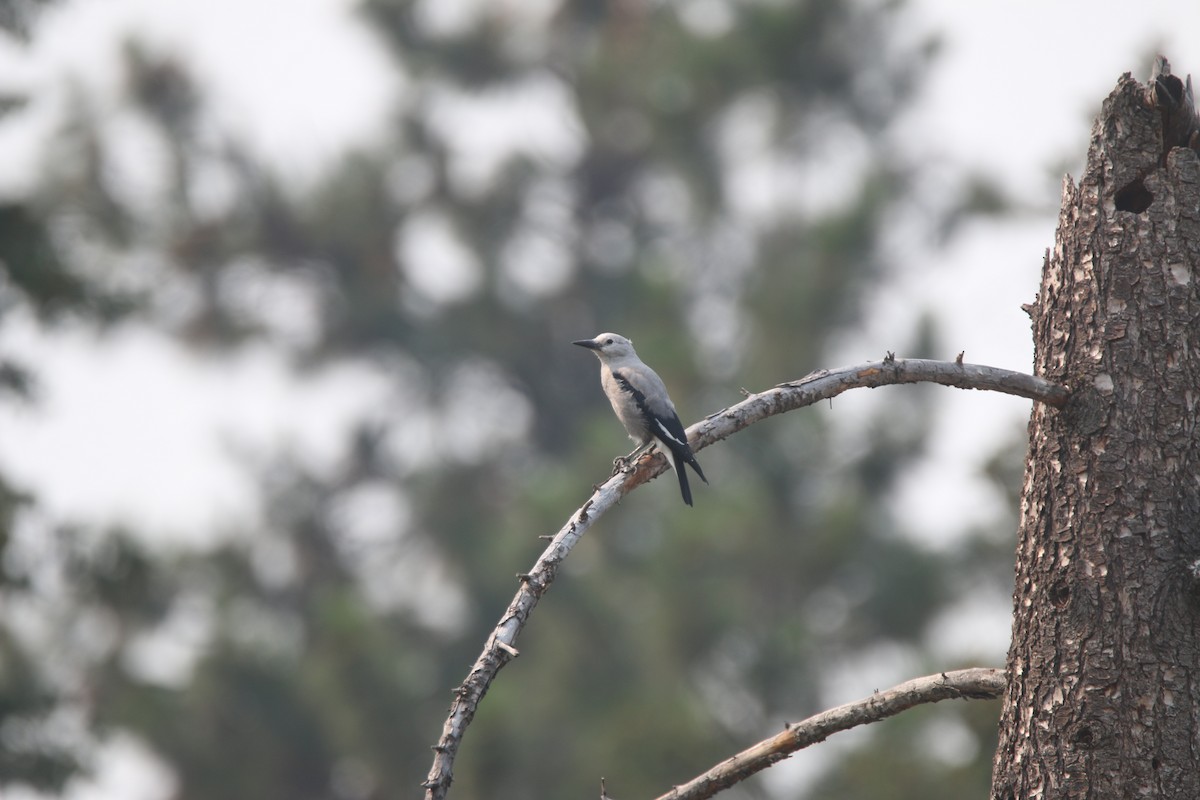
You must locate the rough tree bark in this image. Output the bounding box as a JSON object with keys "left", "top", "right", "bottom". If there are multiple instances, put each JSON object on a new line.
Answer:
{"left": 992, "top": 65, "right": 1200, "bottom": 798}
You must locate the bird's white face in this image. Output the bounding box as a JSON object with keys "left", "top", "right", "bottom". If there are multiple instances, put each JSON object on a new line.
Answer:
{"left": 575, "top": 332, "right": 636, "bottom": 362}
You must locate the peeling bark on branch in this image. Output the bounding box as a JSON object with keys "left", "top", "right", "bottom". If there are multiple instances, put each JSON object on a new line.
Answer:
{"left": 423, "top": 358, "right": 1066, "bottom": 800}
{"left": 992, "top": 64, "right": 1200, "bottom": 799}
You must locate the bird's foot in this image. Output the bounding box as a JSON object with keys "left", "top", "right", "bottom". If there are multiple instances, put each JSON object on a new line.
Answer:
{"left": 613, "top": 444, "right": 654, "bottom": 476}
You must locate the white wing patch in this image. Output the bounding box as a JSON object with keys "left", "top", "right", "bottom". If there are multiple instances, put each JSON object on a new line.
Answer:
{"left": 654, "top": 418, "right": 687, "bottom": 447}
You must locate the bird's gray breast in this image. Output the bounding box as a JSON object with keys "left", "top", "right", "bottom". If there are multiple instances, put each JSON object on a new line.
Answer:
{"left": 602, "top": 367, "right": 652, "bottom": 442}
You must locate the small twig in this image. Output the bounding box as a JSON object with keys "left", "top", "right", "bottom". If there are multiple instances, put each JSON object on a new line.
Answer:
{"left": 652, "top": 668, "right": 1007, "bottom": 800}
{"left": 422, "top": 359, "right": 1066, "bottom": 800}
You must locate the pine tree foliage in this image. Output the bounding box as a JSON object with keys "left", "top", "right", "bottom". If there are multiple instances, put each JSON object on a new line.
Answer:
{"left": 0, "top": 2, "right": 1016, "bottom": 797}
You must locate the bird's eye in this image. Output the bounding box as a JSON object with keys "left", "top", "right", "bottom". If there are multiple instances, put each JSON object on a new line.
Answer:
{"left": 605, "top": 338, "right": 614, "bottom": 345}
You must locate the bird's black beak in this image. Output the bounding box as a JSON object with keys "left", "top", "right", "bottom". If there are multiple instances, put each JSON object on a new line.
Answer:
{"left": 572, "top": 339, "right": 600, "bottom": 350}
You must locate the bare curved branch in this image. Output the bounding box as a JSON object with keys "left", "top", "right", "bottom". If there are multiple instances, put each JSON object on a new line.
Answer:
{"left": 422, "top": 358, "right": 1065, "bottom": 799}
{"left": 652, "top": 667, "right": 1007, "bottom": 800}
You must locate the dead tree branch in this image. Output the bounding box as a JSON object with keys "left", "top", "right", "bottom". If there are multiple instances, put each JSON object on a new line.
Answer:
{"left": 652, "top": 668, "right": 1007, "bottom": 800}
{"left": 422, "top": 357, "right": 1066, "bottom": 799}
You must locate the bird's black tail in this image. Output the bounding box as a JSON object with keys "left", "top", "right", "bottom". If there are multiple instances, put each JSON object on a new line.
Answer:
{"left": 672, "top": 451, "right": 694, "bottom": 506}
{"left": 684, "top": 450, "right": 708, "bottom": 485}
{"left": 670, "top": 443, "right": 707, "bottom": 506}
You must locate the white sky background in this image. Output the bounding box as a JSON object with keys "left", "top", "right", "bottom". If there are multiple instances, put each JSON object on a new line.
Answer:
{"left": 2, "top": 1, "right": 1200, "bottom": 798}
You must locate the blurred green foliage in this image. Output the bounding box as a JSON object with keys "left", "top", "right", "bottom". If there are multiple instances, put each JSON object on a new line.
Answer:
{"left": 0, "top": 1, "right": 1022, "bottom": 798}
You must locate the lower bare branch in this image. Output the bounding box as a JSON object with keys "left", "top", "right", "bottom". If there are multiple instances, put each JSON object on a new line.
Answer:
{"left": 422, "top": 358, "right": 1064, "bottom": 799}
{"left": 653, "top": 668, "right": 1007, "bottom": 800}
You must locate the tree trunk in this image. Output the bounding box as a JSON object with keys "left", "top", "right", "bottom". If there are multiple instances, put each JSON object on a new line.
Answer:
{"left": 992, "top": 68, "right": 1200, "bottom": 798}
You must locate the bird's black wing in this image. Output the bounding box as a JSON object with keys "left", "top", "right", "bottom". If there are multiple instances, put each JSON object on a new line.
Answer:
{"left": 612, "top": 369, "right": 708, "bottom": 489}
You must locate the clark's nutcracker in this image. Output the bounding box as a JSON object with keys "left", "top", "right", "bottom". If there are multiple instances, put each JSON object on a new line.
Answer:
{"left": 573, "top": 332, "right": 708, "bottom": 506}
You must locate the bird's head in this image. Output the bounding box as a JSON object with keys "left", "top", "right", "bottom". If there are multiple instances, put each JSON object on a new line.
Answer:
{"left": 572, "top": 332, "right": 637, "bottom": 363}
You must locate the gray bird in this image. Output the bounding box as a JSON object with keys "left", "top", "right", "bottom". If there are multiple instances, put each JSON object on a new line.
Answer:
{"left": 573, "top": 332, "right": 708, "bottom": 506}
